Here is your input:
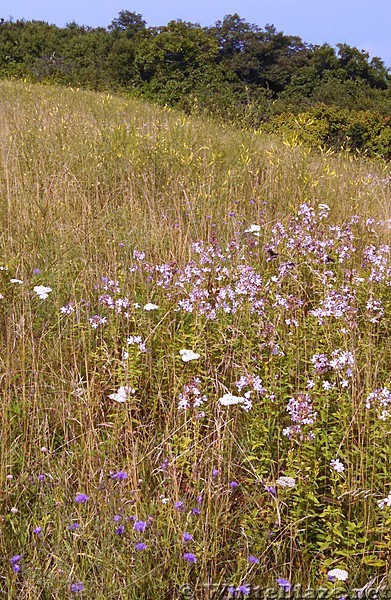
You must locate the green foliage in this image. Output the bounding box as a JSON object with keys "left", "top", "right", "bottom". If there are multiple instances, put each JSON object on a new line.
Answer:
{"left": 0, "top": 12, "right": 390, "bottom": 158}
{"left": 262, "top": 104, "right": 391, "bottom": 158}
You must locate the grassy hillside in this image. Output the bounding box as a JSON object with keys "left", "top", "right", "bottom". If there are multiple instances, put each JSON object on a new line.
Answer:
{"left": 0, "top": 80, "right": 391, "bottom": 598}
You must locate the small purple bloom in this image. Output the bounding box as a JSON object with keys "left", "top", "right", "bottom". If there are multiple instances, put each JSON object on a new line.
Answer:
{"left": 174, "top": 501, "right": 184, "bottom": 510}
{"left": 113, "top": 515, "right": 122, "bottom": 522}
{"left": 33, "top": 268, "right": 41, "bottom": 275}
{"left": 67, "top": 523, "right": 80, "bottom": 531}
{"left": 230, "top": 481, "right": 239, "bottom": 489}
{"left": 183, "top": 532, "right": 193, "bottom": 542}
{"left": 10, "top": 555, "right": 21, "bottom": 565}
{"left": 75, "top": 493, "right": 89, "bottom": 504}
{"left": 115, "top": 525, "right": 125, "bottom": 535}
{"left": 212, "top": 469, "right": 219, "bottom": 478}
{"left": 112, "top": 471, "right": 127, "bottom": 481}
{"left": 33, "top": 526, "right": 42, "bottom": 535}
{"left": 197, "top": 495, "right": 202, "bottom": 505}
{"left": 38, "top": 474, "right": 45, "bottom": 482}
{"left": 192, "top": 507, "right": 200, "bottom": 515}
{"left": 70, "top": 582, "right": 84, "bottom": 593}
{"left": 247, "top": 555, "right": 259, "bottom": 564}
{"left": 12, "top": 564, "right": 21, "bottom": 573}
{"left": 265, "top": 485, "right": 276, "bottom": 496}
{"left": 277, "top": 578, "right": 292, "bottom": 592}
{"left": 134, "top": 520, "right": 147, "bottom": 532}
{"left": 183, "top": 552, "right": 197, "bottom": 563}
{"left": 135, "top": 542, "right": 147, "bottom": 551}
{"left": 237, "top": 584, "right": 251, "bottom": 595}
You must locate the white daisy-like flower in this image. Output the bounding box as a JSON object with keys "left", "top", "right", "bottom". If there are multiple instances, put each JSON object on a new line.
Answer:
{"left": 33, "top": 285, "right": 52, "bottom": 300}
{"left": 244, "top": 224, "right": 261, "bottom": 237}
{"left": 219, "top": 393, "right": 252, "bottom": 412}
{"left": 327, "top": 568, "right": 348, "bottom": 581}
{"left": 219, "top": 393, "right": 245, "bottom": 406}
{"left": 10, "top": 278, "right": 23, "bottom": 284}
{"left": 330, "top": 458, "right": 345, "bottom": 473}
{"left": 179, "top": 349, "right": 200, "bottom": 362}
{"left": 276, "top": 476, "right": 296, "bottom": 489}
{"left": 143, "top": 303, "right": 159, "bottom": 311}
{"left": 109, "top": 386, "right": 135, "bottom": 403}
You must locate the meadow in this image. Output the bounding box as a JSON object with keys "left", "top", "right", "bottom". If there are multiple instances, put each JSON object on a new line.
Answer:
{"left": 0, "top": 80, "right": 390, "bottom": 599}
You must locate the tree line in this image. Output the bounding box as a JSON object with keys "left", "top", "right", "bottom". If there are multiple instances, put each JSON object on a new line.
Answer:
{"left": 1, "top": 11, "right": 390, "bottom": 157}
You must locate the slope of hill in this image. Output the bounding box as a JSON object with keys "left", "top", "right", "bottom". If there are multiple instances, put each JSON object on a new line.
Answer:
{"left": 0, "top": 81, "right": 390, "bottom": 598}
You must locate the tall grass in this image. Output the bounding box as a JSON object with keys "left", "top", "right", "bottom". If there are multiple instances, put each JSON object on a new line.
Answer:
{"left": 0, "top": 80, "right": 390, "bottom": 598}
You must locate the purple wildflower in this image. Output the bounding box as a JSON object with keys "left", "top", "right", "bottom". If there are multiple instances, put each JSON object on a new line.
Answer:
{"left": 33, "top": 526, "right": 42, "bottom": 535}
{"left": 70, "top": 582, "right": 84, "bottom": 594}
{"left": 174, "top": 501, "right": 184, "bottom": 510}
{"left": 134, "top": 520, "right": 147, "bottom": 532}
{"left": 75, "top": 493, "right": 89, "bottom": 504}
{"left": 67, "top": 523, "right": 80, "bottom": 531}
{"left": 237, "top": 584, "right": 251, "bottom": 595}
{"left": 230, "top": 481, "right": 239, "bottom": 489}
{"left": 111, "top": 471, "right": 128, "bottom": 481}
{"left": 115, "top": 525, "right": 125, "bottom": 535}
{"left": 135, "top": 542, "right": 147, "bottom": 551}
{"left": 277, "top": 578, "right": 292, "bottom": 592}
{"left": 183, "top": 532, "right": 193, "bottom": 542}
{"left": 247, "top": 555, "right": 259, "bottom": 564}
{"left": 183, "top": 552, "right": 197, "bottom": 563}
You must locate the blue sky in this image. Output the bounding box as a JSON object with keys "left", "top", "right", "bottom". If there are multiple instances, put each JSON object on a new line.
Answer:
{"left": 1, "top": 0, "right": 390, "bottom": 66}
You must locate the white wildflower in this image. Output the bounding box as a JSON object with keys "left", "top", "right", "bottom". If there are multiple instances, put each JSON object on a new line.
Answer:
{"left": 109, "top": 386, "right": 135, "bottom": 403}
{"left": 33, "top": 285, "right": 52, "bottom": 300}
{"left": 276, "top": 476, "right": 296, "bottom": 489}
{"left": 179, "top": 349, "right": 200, "bottom": 362}
{"left": 10, "top": 278, "right": 23, "bottom": 284}
{"left": 244, "top": 224, "right": 261, "bottom": 237}
{"left": 143, "top": 303, "right": 159, "bottom": 311}
{"left": 327, "top": 568, "right": 348, "bottom": 581}
{"left": 330, "top": 459, "right": 345, "bottom": 473}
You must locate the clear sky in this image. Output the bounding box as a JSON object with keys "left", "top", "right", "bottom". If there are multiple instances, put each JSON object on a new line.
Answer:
{"left": 1, "top": 0, "right": 390, "bottom": 67}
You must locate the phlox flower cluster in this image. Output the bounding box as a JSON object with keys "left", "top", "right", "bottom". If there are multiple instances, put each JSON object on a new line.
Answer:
{"left": 363, "top": 244, "right": 391, "bottom": 284}
{"left": 178, "top": 378, "right": 207, "bottom": 414}
{"left": 365, "top": 387, "right": 391, "bottom": 420}
{"left": 311, "top": 349, "right": 354, "bottom": 388}
{"left": 127, "top": 335, "right": 146, "bottom": 353}
{"left": 236, "top": 374, "right": 265, "bottom": 395}
{"left": 283, "top": 393, "right": 317, "bottom": 441}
